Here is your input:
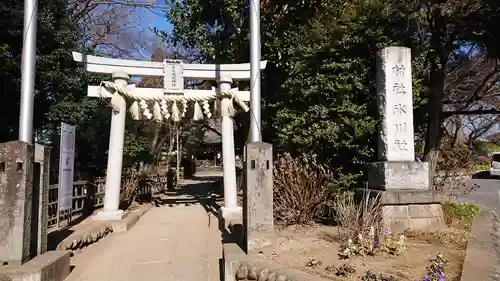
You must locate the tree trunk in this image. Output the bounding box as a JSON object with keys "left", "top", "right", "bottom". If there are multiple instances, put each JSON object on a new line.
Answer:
{"left": 423, "top": 10, "right": 448, "bottom": 189}
{"left": 151, "top": 123, "right": 161, "bottom": 154}
{"left": 450, "top": 116, "right": 462, "bottom": 149}
{"left": 423, "top": 64, "right": 446, "bottom": 189}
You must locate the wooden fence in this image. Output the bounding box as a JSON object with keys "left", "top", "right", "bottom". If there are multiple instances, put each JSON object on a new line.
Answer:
{"left": 47, "top": 175, "right": 169, "bottom": 229}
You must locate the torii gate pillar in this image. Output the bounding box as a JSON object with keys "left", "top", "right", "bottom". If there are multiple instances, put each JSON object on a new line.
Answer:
{"left": 94, "top": 72, "right": 129, "bottom": 221}
{"left": 218, "top": 77, "right": 241, "bottom": 220}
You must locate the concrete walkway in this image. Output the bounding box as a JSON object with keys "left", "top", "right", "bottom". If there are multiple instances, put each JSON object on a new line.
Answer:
{"left": 459, "top": 179, "right": 500, "bottom": 281}
{"left": 460, "top": 211, "right": 498, "bottom": 281}
{"left": 68, "top": 200, "right": 222, "bottom": 281}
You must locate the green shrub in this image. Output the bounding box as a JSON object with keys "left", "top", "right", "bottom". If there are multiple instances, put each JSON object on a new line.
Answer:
{"left": 442, "top": 202, "right": 479, "bottom": 229}
{"left": 471, "top": 163, "right": 490, "bottom": 172}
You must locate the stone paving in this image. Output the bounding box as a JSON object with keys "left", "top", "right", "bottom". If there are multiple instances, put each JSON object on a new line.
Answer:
{"left": 68, "top": 197, "right": 222, "bottom": 281}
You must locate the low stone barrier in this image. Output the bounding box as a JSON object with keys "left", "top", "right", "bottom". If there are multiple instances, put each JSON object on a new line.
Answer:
{"left": 223, "top": 243, "right": 330, "bottom": 281}
{"left": 56, "top": 224, "right": 112, "bottom": 251}
{"left": 460, "top": 211, "right": 498, "bottom": 281}
{"left": 0, "top": 251, "right": 71, "bottom": 281}
{"left": 56, "top": 203, "right": 152, "bottom": 251}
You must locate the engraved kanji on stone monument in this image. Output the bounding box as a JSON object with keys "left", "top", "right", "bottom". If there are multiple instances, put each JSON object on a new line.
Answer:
{"left": 363, "top": 46, "right": 438, "bottom": 234}
{"left": 376, "top": 47, "right": 415, "bottom": 161}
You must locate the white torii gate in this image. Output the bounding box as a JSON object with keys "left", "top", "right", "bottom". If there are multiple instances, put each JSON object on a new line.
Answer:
{"left": 72, "top": 52, "right": 267, "bottom": 221}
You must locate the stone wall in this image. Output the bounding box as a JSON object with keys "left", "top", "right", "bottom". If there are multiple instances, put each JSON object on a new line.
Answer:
{"left": 355, "top": 188, "right": 445, "bottom": 233}
{"left": 382, "top": 204, "right": 444, "bottom": 233}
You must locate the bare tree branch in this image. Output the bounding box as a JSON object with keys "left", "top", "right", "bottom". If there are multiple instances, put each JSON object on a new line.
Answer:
{"left": 443, "top": 109, "right": 500, "bottom": 116}
{"left": 68, "top": 0, "right": 168, "bottom": 59}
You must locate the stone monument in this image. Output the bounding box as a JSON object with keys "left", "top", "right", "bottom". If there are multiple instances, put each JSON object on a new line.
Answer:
{"left": 0, "top": 143, "right": 70, "bottom": 281}
{"left": 243, "top": 142, "right": 274, "bottom": 252}
{"left": 357, "top": 46, "right": 444, "bottom": 233}
{"left": 33, "top": 144, "right": 50, "bottom": 256}
{"left": 0, "top": 141, "right": 34, "bottom": 264}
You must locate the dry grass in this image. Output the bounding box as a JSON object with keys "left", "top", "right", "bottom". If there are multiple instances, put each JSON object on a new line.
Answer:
{"left": 120, "top": 169, "right": 148, "bottom": 208}
{"left": 328, "top": 190, "right": 382, "bottom": 240}
{"left": 273, "top": 153, "right": 331, "bottom": 225}
{"left": 404, "top": 229, "right": 471, "bottom": 249}
{"left": 236, "top": 172, "right": 244, "bottom": 207}
{"left": 434, "top": 146, "right": 478, "bottom": 198}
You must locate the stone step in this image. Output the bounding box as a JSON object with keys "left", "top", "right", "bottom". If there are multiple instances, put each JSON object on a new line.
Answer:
{"left": 162, "top": 193, "right": 222, "bottom": 200}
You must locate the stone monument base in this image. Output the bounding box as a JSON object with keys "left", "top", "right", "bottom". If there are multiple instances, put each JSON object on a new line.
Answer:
{"left": 0, "top": 251, "right": 70, "bottom": 281}
{"left": 93, "top": 209, "right": 124, "bottom": 221}
{"left": 368, "top": 161, "right": 429, "bottom": 190}
{"left": 219, "top": 206, "right": 242, "bottom": 226}
{"left": 355, "top": 188, "right": 445, "bottom": 233}
{"left": 246, "top": 230, "right": 276, "bottom": 252}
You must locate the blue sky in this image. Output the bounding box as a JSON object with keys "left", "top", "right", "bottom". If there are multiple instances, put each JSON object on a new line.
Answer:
{"left": 120, "top": 2, "right": 172, "bottom": 59}
{"left": 153, "top": 12, "right": 172, "bottom": 33}
{"left": 140, "top": 1, "right": 173, "bottom": 35}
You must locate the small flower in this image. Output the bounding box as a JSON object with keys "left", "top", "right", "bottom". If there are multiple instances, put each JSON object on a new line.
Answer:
{"left": 398, "top": 235, "right": 405, "bottom": 243}
{"left": 423, "top": 253, "right": 448, "bottom": 281}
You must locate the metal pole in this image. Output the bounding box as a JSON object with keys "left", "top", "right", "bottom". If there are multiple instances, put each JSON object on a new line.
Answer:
{"left": 19, "top": 0, "right": 38, "bottom": 144}
{"left": 249, "top": 0, "right": 261, "bottom": 142}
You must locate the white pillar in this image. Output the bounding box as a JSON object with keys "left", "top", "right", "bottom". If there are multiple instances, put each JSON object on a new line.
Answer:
{"left": 94, "top": 72, "right": 129, "bottom": 221}
{"left": 218, "top": 77, "right": 241, "bottom": 219}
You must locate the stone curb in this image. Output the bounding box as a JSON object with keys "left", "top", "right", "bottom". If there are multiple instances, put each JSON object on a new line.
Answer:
{"left": 110, "top": 203, "right": 152, "bottom": 233}
{"left": 223, "top": 243, "right": 330, "bottom": 281}
{"left": 56, "top": 203, "right": 152, "bottom": 251}
{"left": 0, "top": 251, "right": 71, "bottom": 281}
{"left": 56, "top": 224, "right": 112, "bottom": 251}
{"left": 460, "top": 211, "right": 498, "bottom": 281}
